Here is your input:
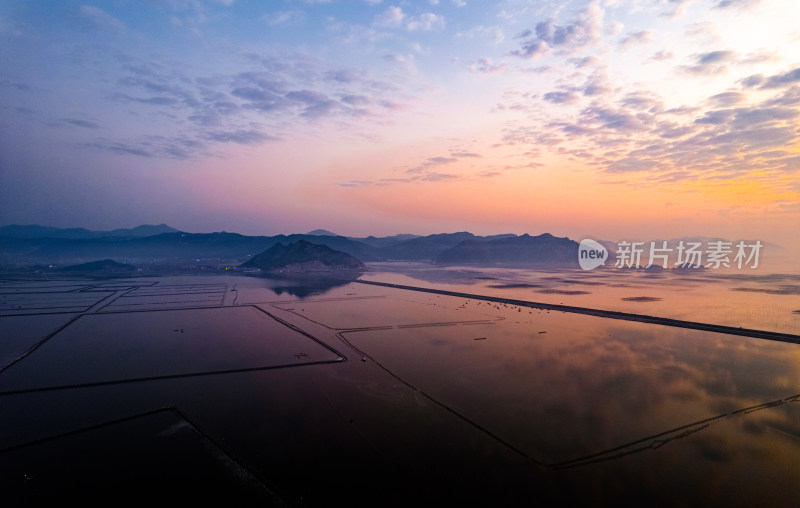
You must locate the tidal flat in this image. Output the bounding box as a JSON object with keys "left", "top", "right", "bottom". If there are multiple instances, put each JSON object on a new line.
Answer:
{"left": 1, "top": 267, "right": 799, "bottom": 506}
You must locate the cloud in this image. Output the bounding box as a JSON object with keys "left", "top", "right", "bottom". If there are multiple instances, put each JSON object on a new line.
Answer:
{"left": 698, "top": 50, "right": 735, "bottom": 65}
{"left": 375, "top": 7, "right": 444, "bottom": 31}
{"left": 343, "top": 155, "right": 464, "bottom": 187}
{"left": 730, "top": 107, "right": 798, "bottom": 128}
{"left": 605, "top": 21, "right": 623, "bottom": 36}
{"left": 0, "top": 79, "right": 38, "bottom": 92}
{"left": 707, "top": 92, "right": 746, "bottom": 107}
{"left": 680, "top": 50, "right": 737, "bottom": 75}
{"left": 339, "top": 179, "right": 373, "bottom": 187}
{"left": 231, "top": 87, "right": 287, "bottom": 111}
{"left": 85, "top": 141, "right": 153, "bottom": 158}
{"left": 543, "top": 91, "right": 580, "bottom": 104}
{"left": 64, "top": 118, "right": 100, "bottom": 129}
{"left": 761, "top": 67, "right": 800, "bottom": 89}
{"left": 657, "top": 124, "right": 696, "bottom": 139}
{"left": 112, "top": 93, "right": 180, "bottom": 106}
{"left": 510, "top": 39, "right": 549, "bottom": 60}
{"left": 739, "top": 74, "right": 764, "bottom": 88}
{"left": 582, "top": 106, "right": 644, "bottom": 131}
{"left": 607, "top": 157, "right": 655, "bottom": 173}
{"left": 420, "top": 172, "right": 457, "bottom": 181}
{"left": 468, "top": 58, "right": 507, "bottom": 75}
{"left": 502, "top": 79, "right": 800, "bottom": 184}
{"left": 649, "top": 50, "right": 674, "bottom": 62}
{"left": 83, "top": 135, "right": 205, "bottom": 159}
{"left": 427, "top": 156, "right": 457, "bottom": 165}
{"left": 714, "top": 0, "right": 763, "bottom": 8}
{"left": 341, "top": 94, "right": 371, "bottom": 106}
{"left": 326, "top": 68, "right": 365, "bottom": 83}
{"left": 568, "top": 56, "right": 599, "bottom": 68}
{"left": 739, "top": 50, "right": 776, "bottom": 66}
{"left": 78, "top": 5, "right": 126, "bottom": 34}
{"left": 286, "top": 89, "right": 329, "bottom": 104}
{"left": 620, "top": 91, "right": 663, "bottom": 112}
{"left": 407, "top": 155, "right": 457, "bottom": 175}
{"left": 374, "top": 6, "right": 404, "bottom": 27}
{"left": 663, "top": 0, "right": 693, "bottom": 18}
{"left": 511, "top": 1, "right": 603, "bottom": 59}
{"left": 406, "top": 13, "right": 445, "bottom": 31}
{"left": 479, "top": 171, "right": 502, "bottom": 178}
{"left": 582, "top": 70, "right": 612, "bottom": 96}
{"left": 765, "top": 86, "right": 800, "bottom": 107}
{"left": 456, "top": 25, "right": 504, "bottom": 44}
{"left": 383, "top": 53, "right": 417, "bottom": 74}
{"left": 206, "top": 129, "right": 276, "bottom": 145}
{"left": 619, "top": 30, "right": 653, "bottom": 49}
{"left": 65, "top": 48, "right": 413, "bottom": 160}
{"left": 553, "top": 122, "right": 593, "bottom": 136}
{"left": 117, "top": 73, "right": 200, "bottom": 108}
{"left": 287, "top": 90, "right": 344, "bottom": 118}
{"left": 263, "top": 10, "right": 305, "bottom": 26}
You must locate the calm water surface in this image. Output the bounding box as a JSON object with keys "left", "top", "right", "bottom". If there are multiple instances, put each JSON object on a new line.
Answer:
{"left": 0, "top": 270, "right": 798, "bottom": 506}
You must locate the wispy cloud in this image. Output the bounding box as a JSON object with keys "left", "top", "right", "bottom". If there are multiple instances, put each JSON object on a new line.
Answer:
{"left": 714, "top": 0, "right": 764, "bottom": 9}
{"left": 68, "top": 47, "right": 418, "bottom": 159}
{"left": 63, "top": 118, "right": 100, "bottom": 129}
{"left": 620, "top": 30, "right": 653, "bottom": 49}
{"left": 374, "top": 6, "right": 444, "bottom": 31}
{"left": 543, "top": 90, "right": 580, "bottom": 104}
{"left": 78, "top": 5, "right": 126, "bottom": 34}
{"left": 262, "top": 10, "right": 305, "bottom": 26}
{"left": 406, "top": 12, "right": 444, "bottom": 31}
{"left": 205, "top": 129, "right": 277, "bottom": 145}
{"left": 82, "top": 135, "right": 205, "bottom": 160}
{"left": 679, "top": 50, "right": 738, "bottom": 75}
{"left": 456, "top": 25, "right": 504, "bottom": 44}
{"left": 468, "top": 58, "right": 507, "bottom": 75}
{"left": 374, "top": 6, "right": 405, "bottom": 28}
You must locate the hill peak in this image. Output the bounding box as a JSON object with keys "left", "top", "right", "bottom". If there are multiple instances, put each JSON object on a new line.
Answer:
{"left": 306, "top": 229, "right": 337, "bottom": 236}
{"left": 241, "top": 240, "right": 365, "bottom": 272}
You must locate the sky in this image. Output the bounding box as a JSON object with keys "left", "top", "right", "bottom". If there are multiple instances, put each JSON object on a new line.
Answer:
{"left": 1, "top": 0, "right": 799, "bottom": 250}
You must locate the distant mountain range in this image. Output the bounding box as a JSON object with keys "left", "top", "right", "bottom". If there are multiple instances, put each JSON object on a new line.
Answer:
{"left": 0, "top": 224, "right": 178, "bottom": 240}
{"left": 0, "top": 223, "right": 583, "bottom": 269}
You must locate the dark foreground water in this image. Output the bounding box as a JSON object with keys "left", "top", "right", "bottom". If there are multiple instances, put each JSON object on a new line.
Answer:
{"left": 1, "top": 269, "right": 798, "bottom": 506}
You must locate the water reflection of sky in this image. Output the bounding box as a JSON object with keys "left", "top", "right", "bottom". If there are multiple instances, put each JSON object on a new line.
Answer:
{"left": 1, "top": 272, "right": 799, "bottom": 505}
{"left": 360, "top": 264, "right": 800, "bottom": 334}
{"left": 326, "top": 301, "right": 800, "bottom": 461}
{"left": 283, "top": 277, "right": 800, "bottom": 504}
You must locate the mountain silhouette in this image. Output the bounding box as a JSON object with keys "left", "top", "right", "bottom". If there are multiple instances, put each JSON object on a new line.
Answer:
{"left": 306, "top": 229, "right": 337, "bottom": 236}
{"left": 241, "top": 240, "right": 365, "bottom": 272}
{"left": 59, "top": 259, "right": 137, "bottom": 273}
{"left": 0, "top": 224, "right": 587, "bottom": 269}
{"left": 0, "top": 224, "right": 177, "bottom": 240}
{"left": 435, "top": 233, "right": 580, "bottom": 267}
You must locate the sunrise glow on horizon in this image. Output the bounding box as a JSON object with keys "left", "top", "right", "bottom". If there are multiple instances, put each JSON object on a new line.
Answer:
{"left": 1, "top": 0, "right": 799, "bottom": 250}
